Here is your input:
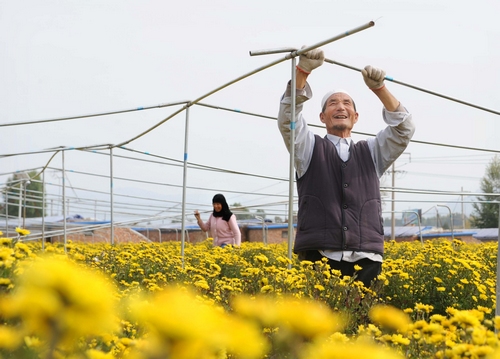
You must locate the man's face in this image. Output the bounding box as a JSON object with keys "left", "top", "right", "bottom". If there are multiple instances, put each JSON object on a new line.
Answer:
{"left": 319, "top": 93, "right": 358, "bottom": 136}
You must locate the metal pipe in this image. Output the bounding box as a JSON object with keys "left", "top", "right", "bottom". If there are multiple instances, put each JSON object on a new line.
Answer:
{"left": 287, "top": 56, "right": 297, "bottom": 267}
{"left": 0, "top": 144, "right": 113, "bottom": 159}
{"left": 22, "top": 183, "right": 27, "bottom": 228}
{"left": 256, "top": 216, "right": 267, "bottom": 244}
{"left": 62, "top": 151, "right": 67, "bottom": 253}
{"left": 117, "top": 22, "right": 376, "bottom": 148}
{"left": 0, "top": 100, "right": 191, "bottom": 128}
{"left": 42, "top": 172, "right": 45, "bottom": 251}
{"left": 110, "top": 147, "right": 115, "bottom": 245}
{"left": 402, "top": 210, "right": 423, "bottom": 244}
{"left": 195, "top": 102, "right": 276, "bottom": 120}
{"left": 324, "top": 58, "right": 500, "bottom": 116}
{"left": 496, "top": 201, "right": 500, "bottom": 317}
{"left": 391, "top": 163, "right": 395, "bottom": 241}
{"left": 384, "top": 210, "right": 423, "bottom": 244}
{"left": 17, "top": 181, "right": 22, "bottom": 228}
{"left": 114, "top": 60, "right": 283, "bottom": 147}
{"left": 5, "top": 191, "right": 8, "bottom": 237}
{"left": 180, "top": 106, "right": 190, "bottom": 268}
{"left": 437, "top": 204, "right": 454, "bottom": 241}
{"left": 249, "top": 21, "right": 375, "bottom": 57}
{"left": 265, "top": 222, "right": 268, "bottom": 245}
{"left": 249, "top": 47, "right": 298, "bottom": 56}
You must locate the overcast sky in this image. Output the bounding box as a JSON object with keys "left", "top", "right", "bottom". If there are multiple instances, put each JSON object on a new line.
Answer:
{"left": 1, "top": 0, "right": 499, "bottom": 224}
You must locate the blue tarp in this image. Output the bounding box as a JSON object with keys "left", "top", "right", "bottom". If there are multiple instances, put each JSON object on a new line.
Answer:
{"left": 473, "top": 228, "right": 499, "bottom": 240}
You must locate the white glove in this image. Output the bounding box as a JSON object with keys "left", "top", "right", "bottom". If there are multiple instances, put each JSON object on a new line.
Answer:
{"left": 362, "top": 65, "right": 386, "bottom": 90}
{"left": 297, "top": 45, "right": 324, "bottom": 74}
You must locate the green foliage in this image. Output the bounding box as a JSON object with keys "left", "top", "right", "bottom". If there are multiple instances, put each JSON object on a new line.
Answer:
{"left": 470, "top": 155, "right": 500, "bottom": 228}
{"left": 231, "top": 202, "right": 267, "bottom": 220}
{"left": 2, "top": 171, "right": 45, "bottom": 218}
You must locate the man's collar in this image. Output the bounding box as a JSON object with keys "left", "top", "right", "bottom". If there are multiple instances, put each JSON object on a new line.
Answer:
{"left": 326, "top": 134, "right": 352, "bottom": 145}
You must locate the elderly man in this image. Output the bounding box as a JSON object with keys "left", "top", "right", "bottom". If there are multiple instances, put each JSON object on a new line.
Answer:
{"left": 277, "top": 47, "right": 415, "bottom": 287}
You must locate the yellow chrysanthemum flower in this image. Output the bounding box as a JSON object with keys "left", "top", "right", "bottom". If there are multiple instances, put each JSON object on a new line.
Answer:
{"left": 301, "top": 340, "right": 404, "bottom": 359}
{"left": 0, "top": 256, "right": 119, "bottom": 347}
{"left": 254, "top": 254, "right": 269, "bottom": 264}
{"left": 86, "top": 349, "right": 115, "bottom": 359}
{"left": 260, "top": 285, "right": 273, "bottom": 293}
{"left": 389, "top": 333, "right": 411, "bottom": 345}
{"left": 415, "top": 303, "right": 434, "bottom": 314}
{"left": 0, "top": 326, "right": 22, "bottom": 350}
{"left": 232, "top": 294, "right": 345, "bottom": 339}
{"left": 15, "top": 227, "right": 30, "bottom": 236}
{"left": 194, "top": 279, "right": 210, "bottom": 290}
{"left": 24, "top": 336, "right": 43, "bottom": 349}
{"left": 0, "top": 247, "right": 14, "bottom": 264}
{"left": 329, "top": 332, "right": 350, "bottom": 343}
{"left": 486, "top": 348, "right": 500, "bottom": 359}
{"left": 0, "top": 238, "right": 12, "bottom": 246}
{"left": 369, "top": 304, "right": 411, "bottom": 333}
{"left": 128, "top": 287, "right": 267, "bottom": 359}
{"left": 452, "top": 310, "right": 481, "bottom": 327}
{"left": 426, "top": 333, "right": 445, "bottom": 344}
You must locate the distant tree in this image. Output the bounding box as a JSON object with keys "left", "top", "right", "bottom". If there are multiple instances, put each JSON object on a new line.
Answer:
{"left": 2, "top": 171, "right": 45, "bottom": 219}
{"left": 255, "top": 209, "right": 266, "bottom": 218}
{"left": 470, "top": 155, "right": 500, "bottom": 228}
{"left": 231, "top": 202, "right": 253, "bottom": 220}
{"left": 274, "top": 216, "right": 283, "bottom": 223}
{"left": 231, "top": 203, "right": 266, "bottom": 221}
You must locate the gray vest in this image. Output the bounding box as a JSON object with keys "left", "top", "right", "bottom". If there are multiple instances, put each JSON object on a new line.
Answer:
{"left": 294, "top": 135, "right": 384, "bottom": 255}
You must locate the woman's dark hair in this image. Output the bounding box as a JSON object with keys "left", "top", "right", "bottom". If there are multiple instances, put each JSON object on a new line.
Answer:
{"left": 212, "top": 193, "right": 233, "bottom": 222}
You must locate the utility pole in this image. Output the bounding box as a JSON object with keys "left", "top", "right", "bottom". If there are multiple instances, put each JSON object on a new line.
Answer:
{"left": 389, "top": 153, "right": 411, "bottom": 240}
{"left": 460, "top": 187, "right": 471, "bottom": 229}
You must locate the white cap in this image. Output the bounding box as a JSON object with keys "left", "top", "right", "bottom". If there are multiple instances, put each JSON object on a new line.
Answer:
{"left": 321, "top": 89, "right": 352, "bottom": 110}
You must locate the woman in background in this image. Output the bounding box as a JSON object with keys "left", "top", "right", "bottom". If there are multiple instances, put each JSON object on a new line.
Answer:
{"left": 194, "top": 193, "right": 241, "bottom": 247}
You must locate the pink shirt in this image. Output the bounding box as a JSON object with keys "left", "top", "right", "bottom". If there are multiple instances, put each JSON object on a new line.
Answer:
{"left": 199, "top": 214, "right": 241, "bottom": 247}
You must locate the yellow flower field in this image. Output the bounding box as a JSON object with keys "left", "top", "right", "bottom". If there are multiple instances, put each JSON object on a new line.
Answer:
{"left": 0, "top": 235, "right": 499, "bottom": 358}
